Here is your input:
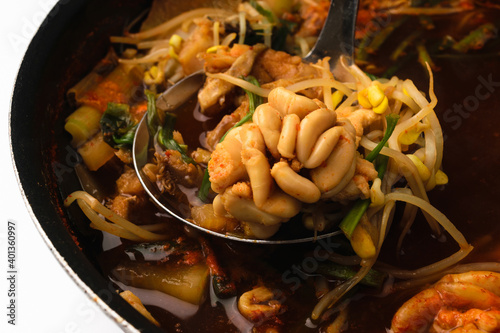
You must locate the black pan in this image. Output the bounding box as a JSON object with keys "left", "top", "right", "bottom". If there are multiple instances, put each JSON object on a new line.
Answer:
{"left": 10, "top": 0, "right": 162, "bottom": 331}
{"left": 10, "top": 0, "right": 500, "bottom": 332}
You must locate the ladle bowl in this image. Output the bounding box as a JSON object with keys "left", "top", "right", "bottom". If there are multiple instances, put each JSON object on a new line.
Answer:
{"left": 132, "top": 0, "right": 359, "bottom": 244}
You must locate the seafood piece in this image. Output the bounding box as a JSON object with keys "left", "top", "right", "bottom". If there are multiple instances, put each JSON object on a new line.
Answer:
{"left": 205, "top": 100, "right": 249, "bottom": 150}
{"left": 296, "top": 108, "right": 337, "bottom": 164}
{"left": 271, "top": 161, "right": 321, "bottom": 203}
{"left": 220, "top": 185, "right": 282, "bottom": 226}
{"left": 238, "top": 286, "right": 282, "bottom": 322}
{"left": 268, "top": 86, "right": 319, "bottom": 119}
{"left": 310, "top": 127, "right": 357, "bottom": 193}
{"left": 241, "top": 148, "right": 273, "bottom": 208}
{"left": 329, "top": 156, "right": 379, "bottom": 202}
{"left": 252, "top": 103, "right": 282, "bottom": 158}
{"left": 198, "top": 44, "right": 266, "bottom": 115}
{"left": 391, "top": 271, "right": 500, "bottom": 333}
{"left": 208, "top": 135, "right": 247, "bottom": 193}
{"left": 251, "top": 49, "right": 322, "bottom": 100}
{"left": 277, "top": 113, "right": 300, "bottom": 159}
{"left": 178, "top": 18, "right": 214, "bottom": 75}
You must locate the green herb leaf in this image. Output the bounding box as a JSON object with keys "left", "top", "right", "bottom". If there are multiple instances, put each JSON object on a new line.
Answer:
{"left": 365, "top": 113, "right": 400, "bottom": 162}
{"left": 339, "top": 113, "right": 400, "bottom": 238}
{"left": 249, "top": 0, "right": 275, "bottom": 23}
{"left": 145, "top": 90, "right": 161, "bottom": 136}
{"left": 100, "top": 103, "right": 137, "bottom": 148}
{"left": 157, "top": 112, "right": 196, "bottom": 165}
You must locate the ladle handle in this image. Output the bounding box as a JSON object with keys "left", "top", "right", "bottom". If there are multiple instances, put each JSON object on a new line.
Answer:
{"left": 303, "top": 0, "right": 359, "bottom": 67}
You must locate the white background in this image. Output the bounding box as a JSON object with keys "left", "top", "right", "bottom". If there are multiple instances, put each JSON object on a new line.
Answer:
{"left": 1, "top": 1, "right": 123, "bottom": 332}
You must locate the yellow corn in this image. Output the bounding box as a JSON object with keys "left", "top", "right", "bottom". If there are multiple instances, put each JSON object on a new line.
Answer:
{"left": 367, "top": 84, "right": 385, "bottom": 107}
{"left": 398, "top": 122, "right": 428, "bottom": 145}
{"left": 331, "top": 90, "right": 344, "bottom": 110}
{"left": 435, "top": 169, "right": 449, "bottom": 185}
{"left": 358, "top": 89, "right": 372, "bottom": 109}
{"left": 359, "top": 83, "right": 389, "bottom": 114}
{"left": 407, "top": 154, "right": 431, "bottom": 181}
{"left": 169, "top": 34, "right": 183, "bottom": 51}
{"left": 372, "top": 95, "right": 389, "bottom": 114}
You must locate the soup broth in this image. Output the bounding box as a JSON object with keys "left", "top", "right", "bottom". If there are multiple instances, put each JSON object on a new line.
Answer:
{"left": 62, "top": 2, "right": 500, "bottom": 332}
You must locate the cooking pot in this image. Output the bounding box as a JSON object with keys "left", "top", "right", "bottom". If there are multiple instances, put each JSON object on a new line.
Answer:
{"left": 10, "top": 0, "right": 162, "bottom": 331}
{"left": 10, "top": 0, "right": 500, "bottom": 332}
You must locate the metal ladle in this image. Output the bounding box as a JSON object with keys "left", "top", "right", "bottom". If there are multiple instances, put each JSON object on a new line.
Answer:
{"left": 133, "top": 0, "right": 359, "bottom": 244}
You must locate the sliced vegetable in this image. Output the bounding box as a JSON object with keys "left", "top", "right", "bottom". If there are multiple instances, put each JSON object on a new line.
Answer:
{"left": 77, "top": 132, "right": 116, "bottom": 171}
{"left": 65, "top": 105, "right": 102, "bottom": 147}
{"left": 416, "top": 41, "right": 438, "bottom": 72}
{"left": 366, "top": 17, "right": 408, "bottom": 54}
{"left": 316, "top": 262, "right": 386, "bottom": 289}
{"left": 199, "top": 237, "right": 237, "bottom": 299}
{"left": 113, "top": 261, "right": 209, "bottom": 305}
{"left": 453, "top": 23, "right": 497, "bottom": 53}
{"left": 125, "top": 240, "right": 199, "bottom": 262}
{"left": 100, "top": 103, "right": 138, "bottom": 148}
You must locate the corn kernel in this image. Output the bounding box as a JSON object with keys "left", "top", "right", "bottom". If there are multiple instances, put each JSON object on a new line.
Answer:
{"left": 169, "top": 34, "right": 183, "bottom": 51}
{"left": 358, "top": 89, "right": 372, "bottom": 109}
{"left": 373, "top": 96, "right": 389, "bottom": 114}
{"left": 407, "top": 154, "right": 431, "bottom": 181}
{"left": 331, "top": 90, "right": 344, "bottom": 110}
{"left": 435, "top": 169, "right": 448, "bottom": 185}
{"left": 367, "top": 84, "right": 386, "bottom": 107}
